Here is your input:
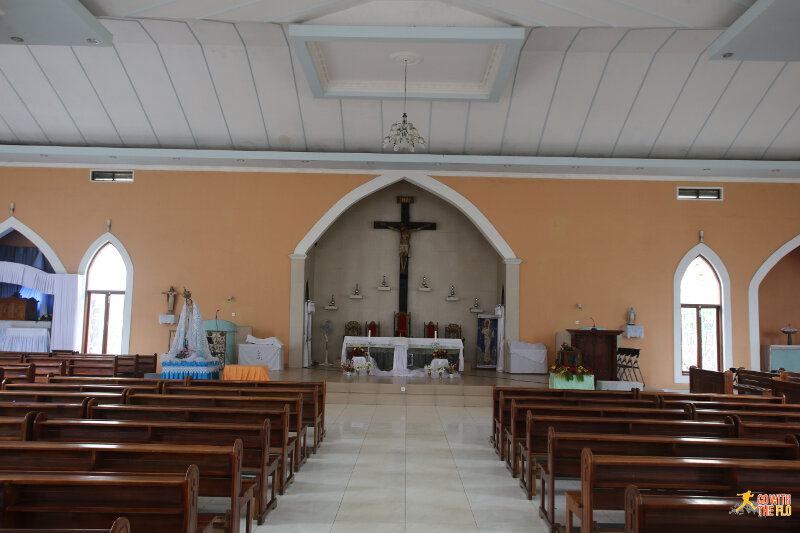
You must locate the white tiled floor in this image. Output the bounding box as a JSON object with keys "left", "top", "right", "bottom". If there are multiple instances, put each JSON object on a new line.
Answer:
{"left": 253, "top": 404, "right": 549, "bottom": 533}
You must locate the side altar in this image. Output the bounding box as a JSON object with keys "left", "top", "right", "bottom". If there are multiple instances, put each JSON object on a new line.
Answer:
{"left": 0, "top": 320, "right": 51, "bottom": 352}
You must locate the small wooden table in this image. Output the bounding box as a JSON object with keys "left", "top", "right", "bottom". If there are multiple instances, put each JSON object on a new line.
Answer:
{"left": 222, "top": 364, "right": 270, "bottom": 381}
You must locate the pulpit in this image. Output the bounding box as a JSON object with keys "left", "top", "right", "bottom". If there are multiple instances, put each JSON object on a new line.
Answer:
{"left": 567, "top": 328, "right": 623, "bottom": 382}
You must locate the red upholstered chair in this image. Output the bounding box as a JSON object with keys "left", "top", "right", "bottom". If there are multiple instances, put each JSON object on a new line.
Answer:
{"left": 394, "top": 312, "right": 410, "bottom": 337}
{"left": 365, "top": 321, "right": 380, "bottom": 337}
{"left": 423, "top": 321, "right": 438, "bottom": 339}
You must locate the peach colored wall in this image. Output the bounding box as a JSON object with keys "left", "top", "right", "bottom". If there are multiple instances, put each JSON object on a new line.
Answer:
{"left": 2, "top": 166, "right": 800, "bottom": 389}
{"left": 759, "top": 247, "right": 800, "bottom": 346}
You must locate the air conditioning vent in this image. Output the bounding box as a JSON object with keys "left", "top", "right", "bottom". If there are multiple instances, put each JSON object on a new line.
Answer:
{"left": 677, "top": 187, "right": 722, "bottom": 201}
{"left": 91, "top": 170, "right": 134, "bottom": 182}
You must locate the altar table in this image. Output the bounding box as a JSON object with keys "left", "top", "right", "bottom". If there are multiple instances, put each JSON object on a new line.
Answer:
{"left": 342, "top": 336, "right": 464, "bottom": 375}
{"left": 0, "top": 327, "right": 50, "bottom": 353}
{"left": 223, "top": 364, "right": 270, "bottom": 381}
{"left": 160, "top": 360, "right": 220, "bottom": 380}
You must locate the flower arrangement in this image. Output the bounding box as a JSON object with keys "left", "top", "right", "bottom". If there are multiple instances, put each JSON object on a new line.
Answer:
{"left": 436, "top": 366, "right": 445, "bottom": 378}
{"left": 444, "top": 362, "right": 457, "bottom": 375}
{"left": 349, "top": 346, "right": 366, "bottom": 358}
{"left": 550, "top": 364, "right": 593, "bottom": 382}
{"left": 175, "top": 347, "right": 190, "bottom": 360}
{"left": 424, "top": 364, "right": 433, "bottom": 376}
{"left": 341, "top": 359, "right": 356, "bottom": 374}
{"left": 431, "top": 348, "right": 449, "bottom": 359}
{"left": 37, "top": 314, "right": 52, "bottom": 322}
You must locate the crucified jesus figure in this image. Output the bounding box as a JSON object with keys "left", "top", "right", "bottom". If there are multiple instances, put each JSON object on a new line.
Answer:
{"left": 377, "top": 223, "right": 432, "bottom": 274}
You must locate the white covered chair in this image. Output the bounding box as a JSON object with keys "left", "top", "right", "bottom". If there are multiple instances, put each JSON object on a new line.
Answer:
{"left": 507, "top": 340, "right": 547, "bottom": 374}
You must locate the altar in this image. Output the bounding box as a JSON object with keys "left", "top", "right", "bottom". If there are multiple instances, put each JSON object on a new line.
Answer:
{"left": 341, "top": 336, "right": 464, "bottom": 375}
{"left": 0, "top": 320, "right": 51, "bottom": 352}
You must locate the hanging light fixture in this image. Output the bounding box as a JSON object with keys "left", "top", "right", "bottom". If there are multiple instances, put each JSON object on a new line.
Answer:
{"left": 383, "top": 55, "right": 426, "bottom": 152}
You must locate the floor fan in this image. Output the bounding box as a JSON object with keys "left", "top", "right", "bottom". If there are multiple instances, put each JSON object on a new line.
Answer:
{"left": 320, "top": 320, "right": 333, "bottom": 366}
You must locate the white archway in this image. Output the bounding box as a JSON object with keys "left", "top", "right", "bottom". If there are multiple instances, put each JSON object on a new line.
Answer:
{"left": 288, "top": 171, "right": 520, "bottom": 367}
{"left": 673, "top": 243, "right": 733, "bottom": 383}
{"left": 0, "top": 216, "right": 66, "bottom": 273}
{"left": 748, "top": 233, "right": 800, "bottom": 370}
{"left": 79, "top": 233, "right": 134, "bottom": 354}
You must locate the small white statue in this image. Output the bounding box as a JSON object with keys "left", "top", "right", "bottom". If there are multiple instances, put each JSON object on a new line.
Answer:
{"left": 627, "top": 307, "right": 636, "bottom": 325}
{"left": 354, "top": 284, "right": 360, "bottom": 296}
{"left": 422, "top": 276, "right": 428, "bottom": 288}
{"left": 329, "top": 294, "right": 336, "bottom": 306}
{"left": 381, "top": 275, "right": 388, "bottom": 287}
{"left": 473, "top": 297, "right": 480, "bottom": 308}
{"left": 449, "top": 285, "right": 455, "bottom": 297}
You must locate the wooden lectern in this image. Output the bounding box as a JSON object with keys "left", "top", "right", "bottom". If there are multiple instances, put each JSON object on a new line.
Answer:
{"left": 567, "top": 328, "right": 623, "bottom": 382}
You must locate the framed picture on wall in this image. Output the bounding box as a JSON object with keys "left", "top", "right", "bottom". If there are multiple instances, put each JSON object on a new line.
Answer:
{"left": 476, "top": 314, "right": 498, "bottom": 369}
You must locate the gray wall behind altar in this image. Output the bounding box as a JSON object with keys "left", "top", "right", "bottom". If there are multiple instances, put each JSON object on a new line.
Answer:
{"left": 309, "top": 181, "right": 501, "bottom": 367}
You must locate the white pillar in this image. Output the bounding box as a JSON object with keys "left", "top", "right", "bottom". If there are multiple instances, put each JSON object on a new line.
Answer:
{"left": 288, "top": 254, "right": 307, "bottom": 368}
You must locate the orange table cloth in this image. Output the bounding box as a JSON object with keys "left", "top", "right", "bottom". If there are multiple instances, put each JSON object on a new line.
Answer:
{"left": 222, "top": 364, "right": 270, "bottom": 381}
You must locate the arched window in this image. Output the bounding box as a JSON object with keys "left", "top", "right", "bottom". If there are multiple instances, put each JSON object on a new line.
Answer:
{"left": 680, "top": 256, "right": 722, "bottom": 373}
{"left": 84, "top": 244, "right": 127, "bottom": 354}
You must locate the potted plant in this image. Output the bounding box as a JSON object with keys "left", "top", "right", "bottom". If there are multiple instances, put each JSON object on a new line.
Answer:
{"left": 549, "top": 363, "right": 594, "bottom": 390}
{"left": 431, "top": 348, "right": 449, "bottom": 359}
{"left": 444, "top": 362, "right": 458, "bottom": 378}
{"left": 557, "top": 342, "right": 581, "bottom": 366}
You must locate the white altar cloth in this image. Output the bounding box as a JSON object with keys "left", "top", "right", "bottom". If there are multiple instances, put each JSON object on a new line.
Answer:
{"left": 342, "top": 336, "right": 464, "bottom": 375}
{"left": 0, "top": 326, "right": 50, "bottom": 352}
{"left": 238, "top": 343, "right": 283, "bottom": 371}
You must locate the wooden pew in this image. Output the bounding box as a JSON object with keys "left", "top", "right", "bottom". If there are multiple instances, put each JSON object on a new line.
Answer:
{"left": 623, "top": 485, "right": 799, "bottom": 533}
{"left": 729, "top": 415, "right": 800, "bottom": 440}
{"left": 0, "top": 390, "right": 127, "bottom": 405}
{"left": 691, "top": 407, "right": 800, "bottom": 423}
{"left": 504, "top": 401, "right": 692, "bottom": 476}
{"left": 518, "top": 414, "right": 736, "bottom": 501}
{"left": 49, "top": 376, "right": 173, "bottom": 387}
{"left": 126, "top": 392, "right": 307, "bottom": 466}
{"left": 0, "top": 399, "right": 91, "bottom": 418}
{"left": 734, "top": 368, "right": 777, "bottom": 395}
{"left": 0, "top": 516, "right": 131, "bottom": 533}
{"left": 2, "top": 382, "right": 160, "bottom": 394}
{"left": 495, "top": 391, "right": 656, "bottom": 458}
{"left": 88, "top": 403, "right": 295, "bottom": 495}
{"left": 0, "top": 363, "right": 34, "bottom": 384}
{"left": 538, "top": 429, "right": 800, "bottom": 531}
{"left": 19, "top": 357, "right": 66, "bottom": 381}
{"left": 0, "top": 466, "right": 210, "bottom": 533}
{"left": 0, "top": 413, "right": 35, "bottom": 440}
{"left": 645, "top": 390, "right": 784, "bottom": 404}
{"left": 181, "top": 378, "right": 327, "bottom": 443}
{"left": 0, "top": 441, "right": 250, "bottom": 533}
{"left": 772, "top": 377, "right": 800, "bottom": 403}
{"left": 0, "top": 354, "right": 23, "bottom": 363}
{"left": 662, "top": 399, "right": 800, "bottom": 413}
{"left": 568, "top": 451, "right": 800, "bottom": 533}
{"left": 162, "top": 384, "right": 323, "bottom": 453}
{"left": 67, "top": 357, "right": 118, "bottom": 377}
{"left": 689, "top": 366, "right": 733, "bottom": 394}
{"left": 32, "top": 415, "right": 279, "bottom": 523}
{"left": 492, "top": 386, "right": 640, "bottom": 446}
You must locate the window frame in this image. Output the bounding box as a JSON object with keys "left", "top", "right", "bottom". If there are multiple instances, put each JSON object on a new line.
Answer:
{"left": 83, "top": 289, "right": 125, "bottom": 354}
{"left": 680, "top": 303, "right": 722, "bottom": 374}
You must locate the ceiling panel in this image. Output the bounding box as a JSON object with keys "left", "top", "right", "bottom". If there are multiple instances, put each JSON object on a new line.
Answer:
{"left": 0, "top": 115, "right": 17, "bottom": 144}
{"left": 464, "top": 75, "right": 514, "bottom": 155}
{"left": 611, "top": 30, "right": 719, "bottom": 157}
{"left": 724, "top": 63, "right": 800, "bottom": 159}
{"left": 139, "top": 19, "right": 233, "bottom": 149}
{"left": 538, "top": 28, "right": 627, "bottom": 156}
{"left": 102, "top": 19, "right": 196, "bottom": 148}
{"left": 687, "top": 61, "right": 786, "bottom": 159}
{"left": 764, "top": 109, "right": 800, "bottom": 160}
{"left": 0, "top": 70, "right": 49, "bottom": 144}
{"left": 617, "top": 0, "right": 748, "bottom": 28}
{"left": 286, "top": 36, "right": 344, "bottom": 152}
{"left": 501, "top": 28, "right": 579, "bottom": 155}
{"left": 428, "top": 101, "right": 469, "bottom": 154}
{"left": 235, "top": 23, "right": 306, "bottom": 151}
{"left": 576, "top": 28, "right": 676, "bottom": 157}
{"left": 0, "top": 46, "right": 85, "bottom": 145}
{"left": 341, "top": 99, "right": 381, "bottom": 152}
{"left": 649, "top": 54, "right": 741, "bottom": 158}
{"left": 187, "top": 21, "right": 270, "bottom": 150}
{"left": 71, "top": 45, "right": 159, "bottom": 146}
{"left": 26, "top": 45, "right": 121, "bottom": 146}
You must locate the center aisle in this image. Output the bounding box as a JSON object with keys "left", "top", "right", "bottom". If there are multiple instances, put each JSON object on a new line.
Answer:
{"left": 257, "top": 404, "right": 547, "bottom": 532}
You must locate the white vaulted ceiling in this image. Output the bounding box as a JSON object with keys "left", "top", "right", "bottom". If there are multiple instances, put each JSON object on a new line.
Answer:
{"left": 0, "top": 0, "right": 799, "bottom": 163}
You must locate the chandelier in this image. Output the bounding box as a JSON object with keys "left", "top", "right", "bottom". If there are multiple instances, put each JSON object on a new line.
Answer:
{"left": 383, "top": 56, "right": 426, "bottom": 152}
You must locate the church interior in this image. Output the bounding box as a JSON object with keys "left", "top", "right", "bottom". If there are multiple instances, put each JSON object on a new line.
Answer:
{"left": 1, "top": 1, "right": 800, "bottom": 531}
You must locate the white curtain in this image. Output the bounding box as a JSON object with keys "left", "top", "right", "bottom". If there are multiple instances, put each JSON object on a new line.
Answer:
{"left": 303, "top": 301, "right": 315, "bottom": 368}
{"left": 52, "top": 274, "right": 84, "bottom": 351}
{"left": 495, "top": 305, "right": 506, "bottom": 372}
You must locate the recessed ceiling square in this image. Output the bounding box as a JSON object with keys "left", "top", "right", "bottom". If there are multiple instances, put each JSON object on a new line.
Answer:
{"left": 289, "top": 25, "right": 525, "bottom": 101}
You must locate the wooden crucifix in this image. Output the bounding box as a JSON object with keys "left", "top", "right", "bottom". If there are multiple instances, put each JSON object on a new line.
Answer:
{"left": 374, "top": 196, "right": 436, "bottom": 312}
